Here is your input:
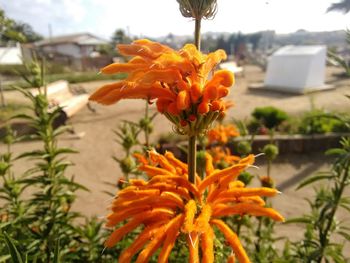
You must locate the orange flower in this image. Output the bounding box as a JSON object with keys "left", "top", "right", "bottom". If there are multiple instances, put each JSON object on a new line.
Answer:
{"left": 89, "top": 39, "right": 234, "bottom": 136}
{"left": 209, "top": 146, "right": 241, "bottom": 166}
{"left": 105, "top": 150, "right": 284, "bottom": 262}
{"left": 207, "top": 124, "right": 240, "bottom": 145}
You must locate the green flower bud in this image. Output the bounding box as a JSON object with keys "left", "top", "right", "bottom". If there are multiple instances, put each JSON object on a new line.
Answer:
{"left": 237, "top": 141, "right": 252, "bottom": 156}
{"left": 263, "top": 144, "right": 279, "bottom": 161}
{"left": 0, "top": 162, "right": 9, "bottom": 176}
{"left": 120, "top": 156, "right": 135, "bottom": 174}
{"left": 139, "top": 118, "right": 153, "bottom": 133}
{"left": 216, "top": 160, "right": 229, "bottom": 169}
{"left": 238, "top": 171, "right": 254, "bottom": 185}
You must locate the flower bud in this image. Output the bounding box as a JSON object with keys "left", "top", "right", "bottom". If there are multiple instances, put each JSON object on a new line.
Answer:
{"left": 237, "top": 141, "right": 252, "bottom": 156}
{"left": 263, "top": 144, "right": 279, "bottom": 161}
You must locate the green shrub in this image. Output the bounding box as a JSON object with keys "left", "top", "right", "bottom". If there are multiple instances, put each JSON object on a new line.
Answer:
{"left": 252, "top": 106, "right": 289, "bottom": 130}
{"left": 298, "top": 109, "right": 348, "bottom": 135}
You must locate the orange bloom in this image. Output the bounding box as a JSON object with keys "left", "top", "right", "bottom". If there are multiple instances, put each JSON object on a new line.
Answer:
{"left": 209, "top": 146, "right": 241, "bottom": 166}
{"left": 207, "top": 124, "right": 240, "bottom": 145}
{"left": 89, "top": 39, "right": 234, "bottom": 136}
{"left": 105, "top": 151, "right": 284, "bottom": 262}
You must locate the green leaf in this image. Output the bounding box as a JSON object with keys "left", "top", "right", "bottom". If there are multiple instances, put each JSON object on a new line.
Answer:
{"left": 15, "top": 150, "right": 45, "bottom": 160}
{"left": 325, "top": 148, "right": 347, "bottom": 156}
{"left": 53, "top": 238, "right": 60, "bottom": 263}
{"left": 337, "top": 230, "right": 350, "bottom": 241}
{"left": 0, "top": 255, "right": 11, "bottom": 262}
{"left": 284, "top": 217, "right": 312, "bottom": 224}
{"left": 297, "top": 174, "right": 335, "bottom": 189}
{"left": 53, "top": 148, "right": 78, "bottom": 157}
{"left": 3, "top": 232, "right": 23, "bottom": 263}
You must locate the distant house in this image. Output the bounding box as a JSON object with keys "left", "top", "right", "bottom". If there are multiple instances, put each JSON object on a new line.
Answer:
{"left": 34, "top": 33, "right": 110, "bottom": 70}
{"left": 35, "top": 33, "right": 107, "bottom": 58}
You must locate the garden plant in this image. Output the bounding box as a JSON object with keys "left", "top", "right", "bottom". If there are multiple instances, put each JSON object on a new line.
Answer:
{"left": 1, "top": 0, "right": 350, "bottom": 262}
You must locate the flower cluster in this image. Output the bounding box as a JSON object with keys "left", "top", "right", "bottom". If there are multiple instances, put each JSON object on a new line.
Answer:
{"left": 105, "top": 151, "right": 284, "bottom": 262}
{"left": 89, "top": 39, "right": 234, "bottom": 136}
{"left": 207, "top": 124, "right": 240, "bottom": 144}
{"left": 208, "top": 146, "right": 241, "bottom": 167}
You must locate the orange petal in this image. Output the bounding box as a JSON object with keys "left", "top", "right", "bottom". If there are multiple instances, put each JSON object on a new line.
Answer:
{"left": 182, "top": 200, "right": 197, "bottom": 233}
{"left": 201, "top": 49, "right": 227, "bottom": 78}
{"left": 187, "top": 232, "right": 200, "bottom": 263}
{"left": 101, "top": 63, "right": 148, "bottom": 74}
{"left": 210, "top": 100, "right": 223, "bottom": 111}
{"left": 198, "top": 155, "right": 255, "bottom": 194}
{"left": 216, "top": 188, "right": 279, "bottom": 200}
{"left": 198, "top": 101, "right": 210, "bottom": 115}
{"left": 211, "top": 219, "right": 251, "bottom": 263}
{"left": 167, "top": 101, "right": 181, "bottom": 115}
{"left": 212, "top": 203, "right": 284, "bottom": 222}
{"left": 149, "top": 150, "right": 177, "bottom": 174}
{"left": 89, "top": 82, "right": 176, "bottom": 105}
{"left": 190, "top": 83, "right": 202, "bottom": 103}
{"left": 201, "top": 226, "right": 214, "bottom": 263}
{"left": 206, "top": 70, "right": 235, "bottom": 88}
{"left": 139, "top": 69, "right": 188, "bottom": 90}
{"left": 133, "top": 39, "right": 173, "bottom": 54}
{"left": 156, "top": 98, "right": 173, "bottom": 113}
{"left": 118, "top": 223, "right": 164, "bottom": 263}
{"left": 218, "top": 86, "right": 230, "bottom": 98}
{"left": 177, "top": 90, "right": 191, "bottom": 110}
{"left": 203, "top": 85, "right": 218, "bottom": 101}
{"left": 158, "top": 215, "right": 184, "bottom": 263}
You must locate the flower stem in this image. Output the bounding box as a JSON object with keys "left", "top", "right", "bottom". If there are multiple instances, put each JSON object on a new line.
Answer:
{"left": 194, "top": 18, "right": 201, "bottom": 50}
{"left": 188, "top": 17, "right": 201, "bottom": 184}
{"left": 188, "top": 135, "right": 197, "bottom": 184}
{"left": 317, "top": 162, "right": 350, "bottom": 262}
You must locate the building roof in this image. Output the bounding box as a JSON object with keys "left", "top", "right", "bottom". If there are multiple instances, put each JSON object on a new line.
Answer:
{"left": 35, "top": 33, "right": 108, "bottom": 46}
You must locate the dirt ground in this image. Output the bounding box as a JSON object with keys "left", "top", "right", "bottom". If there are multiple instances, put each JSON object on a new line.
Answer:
{"left": 2, "top": 65, "right": 350, "bottom": 249}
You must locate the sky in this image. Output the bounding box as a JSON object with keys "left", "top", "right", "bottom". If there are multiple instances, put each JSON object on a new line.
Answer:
{"left": 1, "top": 0, "right": 350, "bottom": 40}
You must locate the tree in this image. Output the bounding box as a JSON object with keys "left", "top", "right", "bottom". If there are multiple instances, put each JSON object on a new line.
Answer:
{"left": 0, "top": 9, "right": 26, "bottom": 45}
{"left": 11, "top": 22, "right": 43, "bottom": 43}
{"left": 327, "top": 0, "right": 350, "bottom": 13}
{"left": 0, "top": 8, "right": 43, "bottom": 45}
{"left": 111, "top": 29, "right": 131, "bottom": 46}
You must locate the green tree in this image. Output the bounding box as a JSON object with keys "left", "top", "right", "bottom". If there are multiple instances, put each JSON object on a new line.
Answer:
{"left": 111, "top": 29, "right": 131, "bottom": 46}
{"left": 0, "top": 9, "right": 26, "bottom": 45}
{"left": 11, "top": 22, "right": 43, "bottom": 43}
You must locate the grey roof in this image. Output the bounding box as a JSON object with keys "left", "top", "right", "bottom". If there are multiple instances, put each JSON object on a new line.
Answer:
{"left": 35, "top": 33, "right": 108, "bottom": 46}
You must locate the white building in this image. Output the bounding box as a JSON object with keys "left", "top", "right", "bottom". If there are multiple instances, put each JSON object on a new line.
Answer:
{"left": 35, "top": 33, "right": 108, "bottom": 59}
{"left": 264, "top": 45, "right": 328, "bottom": 93}
{"left": 0, "top": 43, "right": 23, "bottom": 65}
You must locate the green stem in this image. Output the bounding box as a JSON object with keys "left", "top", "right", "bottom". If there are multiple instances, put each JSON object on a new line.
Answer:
{"left": 187, "top": 16, "right": 201, "bottom": 185}
{"left": 145, "top": 102, "right": 149, "bottom": 147}
{"left": 194, "top": 18, "right": 201, "bottom": 51}
{"left": 267, "top": 160, "right": 271, "bottom": 178}
{"left": 317, "top": 162, "right": 350, "bottom": 262}
{"left": 188, "top": 135, "right": 197, "bottom": 184}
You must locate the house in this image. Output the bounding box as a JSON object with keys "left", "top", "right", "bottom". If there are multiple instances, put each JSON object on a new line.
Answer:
{"left": 35, "top": 33, "right": 107, "bottom": 58}
{"left": 34, "top": 33, "right": 110, "bottom": 70}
